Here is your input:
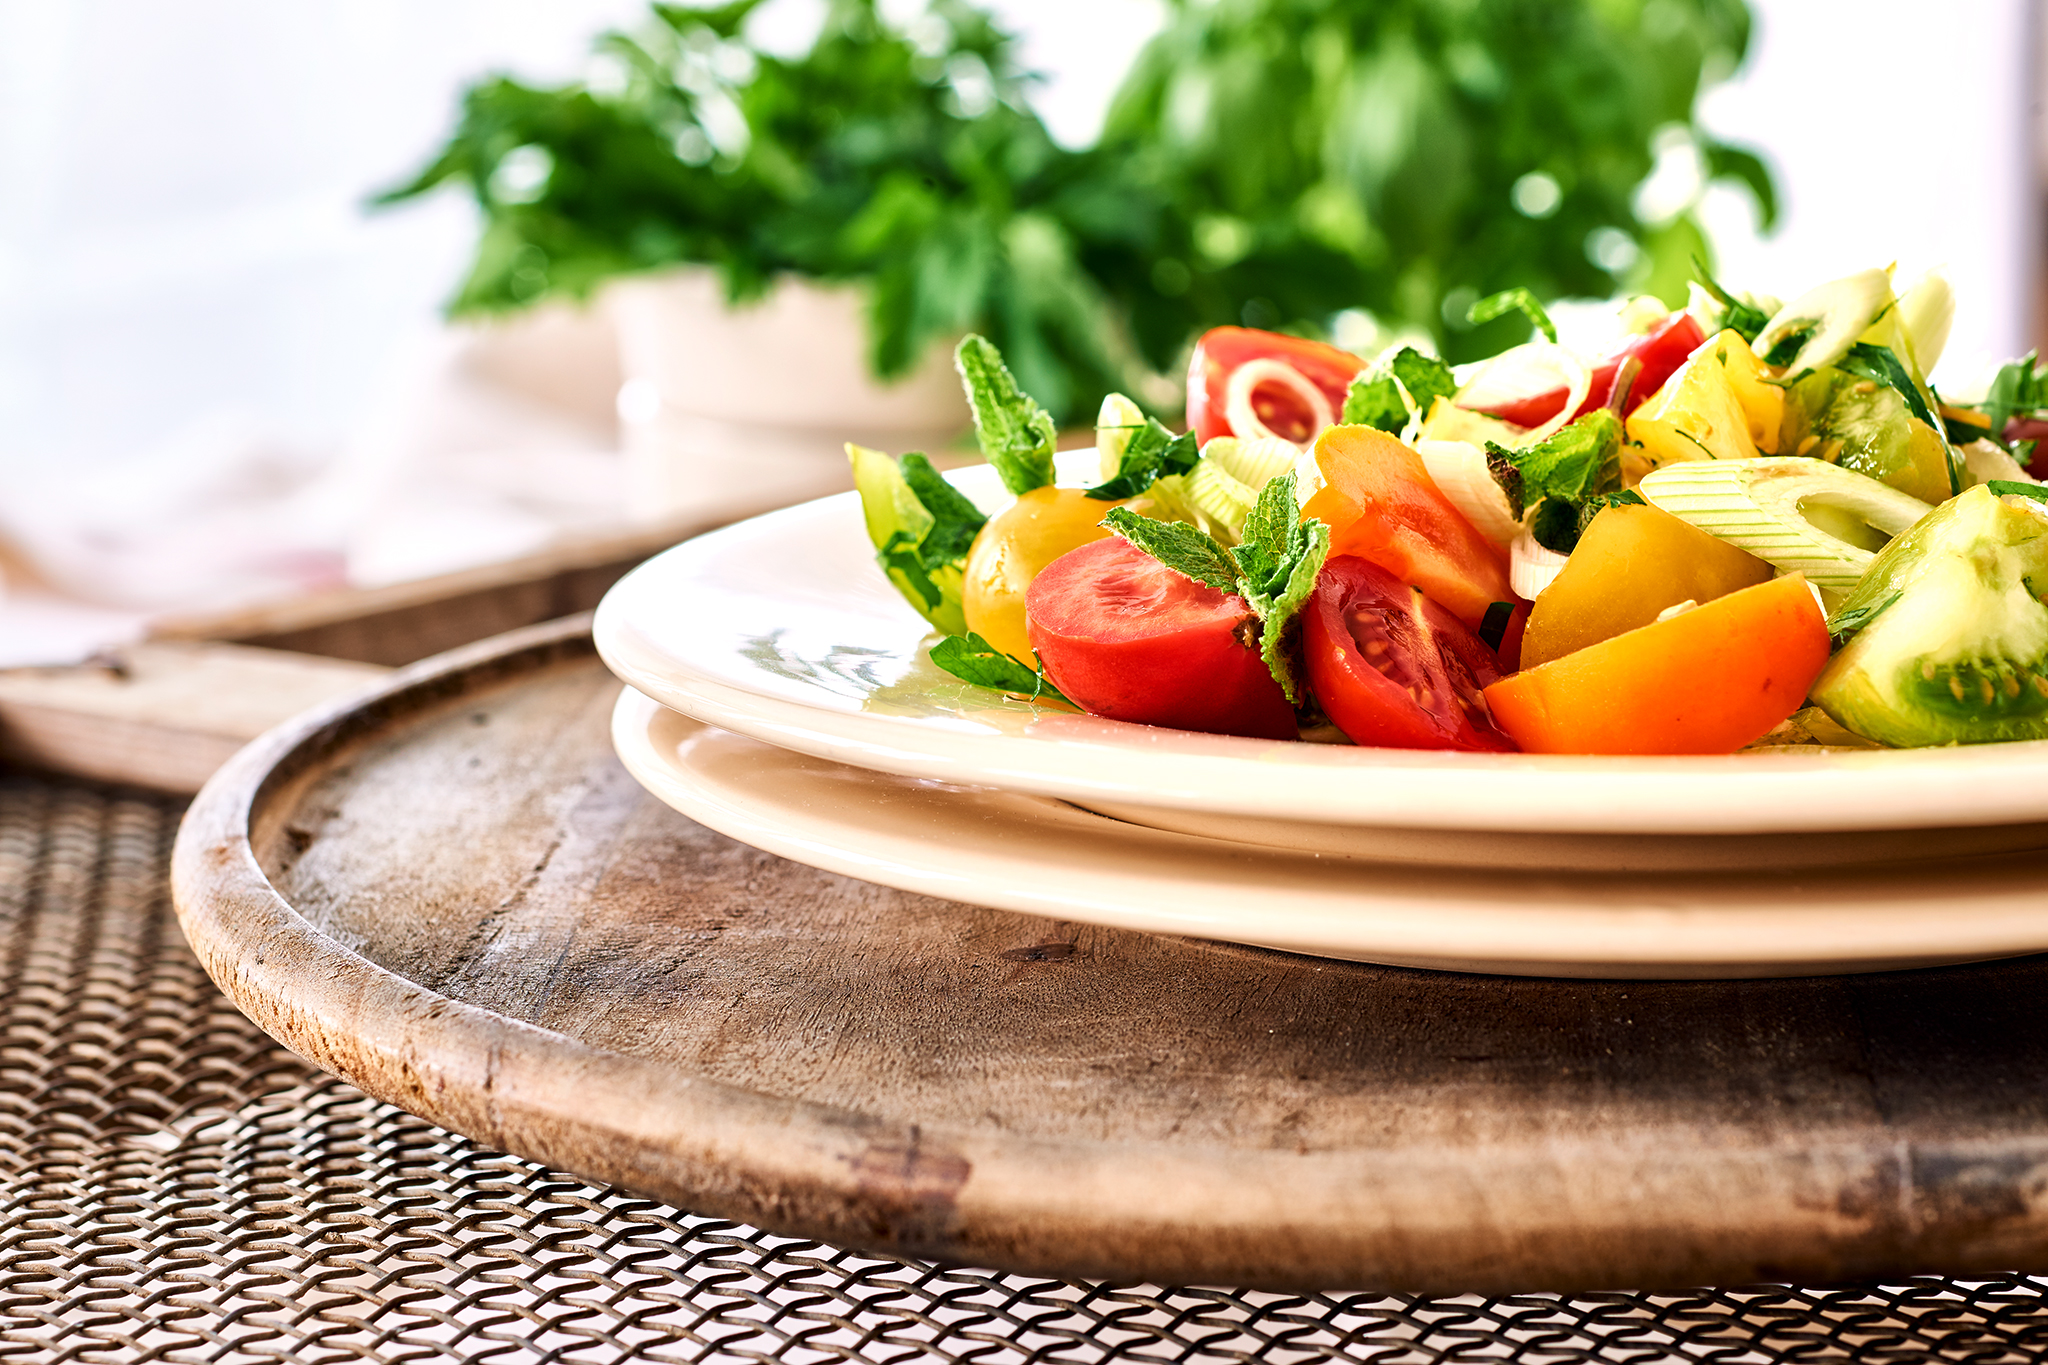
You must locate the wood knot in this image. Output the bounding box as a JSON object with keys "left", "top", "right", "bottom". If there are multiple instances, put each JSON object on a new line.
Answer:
{"left": 1001, "top": 942, "right": 1076, "bottom": 963}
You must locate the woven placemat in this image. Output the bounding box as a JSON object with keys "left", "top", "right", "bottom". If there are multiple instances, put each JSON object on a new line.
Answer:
{"left": 4, "top": 772, "right": 2048, "bottom": 1363}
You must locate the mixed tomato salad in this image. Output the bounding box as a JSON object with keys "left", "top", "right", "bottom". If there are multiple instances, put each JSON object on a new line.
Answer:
{"left": 849, "top": 265, "right": 2048, "bottom": 755}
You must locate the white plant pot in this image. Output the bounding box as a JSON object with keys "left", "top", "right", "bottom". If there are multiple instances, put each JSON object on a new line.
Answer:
{"left": 607, "top": 268, "right": 969, "bottom": 524}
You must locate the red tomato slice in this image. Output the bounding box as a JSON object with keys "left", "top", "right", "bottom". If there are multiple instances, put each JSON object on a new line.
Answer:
{"left": 1026, "top": 537, "right": 1297, "bottom": 741}
{"left": 1299, "top": 424, "right": 1520, "bottom": 631}
{"left": 1474, "top": 313, "right": 1705, "bottom": 428}
{"left": 1187, "top": 327, "right": 1366, "bottom": 446}
{"left": 1303, "top": 556, "right": 1516, "bottom": 751}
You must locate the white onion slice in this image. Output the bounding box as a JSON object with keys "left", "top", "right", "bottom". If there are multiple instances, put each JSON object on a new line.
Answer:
{"left": 1225, "top": 358, "right": 1335, "bottom": 448}
{"left": 1416, "top": 439, "right": 1519, "bottom": 547}
{"left": 1510, "top": 526, "right": 1570, "bottom": 600}
{"left": 1450, "top": 341, "right": 1592, "bottom": 447}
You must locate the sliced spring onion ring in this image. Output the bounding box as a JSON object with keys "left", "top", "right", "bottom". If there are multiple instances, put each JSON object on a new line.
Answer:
{"left": 1450, "top": 341, "right": 1591, "bottom": 446}
{"left": 1510, "top": 526, "right": 1570, "bottom": 600}
{"left": 1752, "top": 268, "right": 1892, "bottom": 378}
{"left": 1224, "top": 358, "right": 1335, "bottom": 448}
{"left": 1636, "top": 457, "right": 1932, "bottom": 593}
{"left": 1417, "top": 439, "right": 1519, "bottom": 547}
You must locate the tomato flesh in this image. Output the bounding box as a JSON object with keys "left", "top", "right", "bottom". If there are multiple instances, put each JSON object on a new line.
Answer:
{"left": 1187, "top": 327, "right": 1366, "bottom": 446}
{"left": 1473, "top": 313, "right": 1705, "bottom": 429}
{"left": 1303, "top": 557, "right": 1515, "bottom": 751}
{"left": 1026, "top": 537, "right": 1298, "bottom": 740}
{"left": 1300, "top": 424, "right": 1520, "bottom": 630}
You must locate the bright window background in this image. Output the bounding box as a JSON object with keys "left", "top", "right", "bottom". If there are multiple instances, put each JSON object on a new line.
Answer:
{"left": 0, "top": 0, "right": 2037, "bottom": 480}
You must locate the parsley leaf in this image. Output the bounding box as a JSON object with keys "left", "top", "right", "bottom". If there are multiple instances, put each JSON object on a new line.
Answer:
{"left": 1984, "top": 351, "right": 2048, "bottom": 440}
{"left": 1103, "top": 473, "right": 1329, "bottom": 703}
{"left": 929, "top": 633, "right": 1070, "bottom": 705}
{"left": 1690, "top": 257, "right": 1772, "bottom": 342}
{"left": 956, "top": 335, "right": 1058, "bottom": 496}
{"left": 1087, "top": 419, "right": 1199, "bottom": 500}
{"left": 1341, "top": 347, "right": 1456, "bottom": 433}
{"left": 1468, "top": 288, "right": 1557, "bottom": 344}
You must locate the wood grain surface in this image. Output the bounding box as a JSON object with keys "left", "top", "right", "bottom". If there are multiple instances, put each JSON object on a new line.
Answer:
{"left": 172, "top": 618, "right": 2048, "bottom": 1293}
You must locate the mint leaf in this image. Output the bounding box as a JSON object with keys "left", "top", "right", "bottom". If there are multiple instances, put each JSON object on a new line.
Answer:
{"left": 1477, "top": 602, "right": 1515, "bottom": 651}
{"left": 1341, "top": 346, "right": 1455, "bottom": 432}
{"left": 1229, "top": 474, "right": 1329, "bottom": 704}
{"left": 1087, "top": 418, "right": 1199, "bottom": 500}
{"left": 1468, "top": 287, "right": 1557, "bottom": 344}
{"left": 1839, "top": 341, "right": 1959, "bottom": 495}
{"left": 1101, "top": 507, "right": 1240, "bottom": 592}
{"left": 929, "top": 633, "right": 1071, "bottom": 705}
{"left": 1528, "top": 485, "right": 1643, "bottom": 555}
{"left": 898, "top": 454, "right": 987, "bottom": 565}
{"left": 1488, "top": 409, "right": 1621, "bottom": 505}
{"left": 1988, "top": 480, "right": 2048, "bottom": 501}
{"left": 956, "top": 334, "right": 1057, "bottom": 496}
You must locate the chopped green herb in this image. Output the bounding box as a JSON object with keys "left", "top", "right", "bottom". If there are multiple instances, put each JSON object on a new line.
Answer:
{"left": 1467, "top": 288, "right": 1557, "bottom": 344}
{"left": 1477, "top": 601, "right": 1515, "bottom": 652}
{"left": 1825, "top": 590, "right": 1902, "bottom": 649}
{"left": 1087, "top": 419, "right": 1199, "bottom": 500}
{"left": 1690, "top": 257, "right": 1772, "bottom": 342}
{"left": 928, "top": 633, "right": 1070, "bottom": 705}
{"left": 848, "top": 443, "right": 985, "bottom": 635}
{"left": 1104, "top": 473, "right": 1330, "bottom": 703}
{"left": 897, "top": 454, "right": 986, "bottom": 564}
{"left": 1341, "top": 347, "right": 1455, "bottom": 433}
{"left": 1837, "top": 341, "right": 1959, "bottom": 494}
{"left": 1984, "top": 351, "right": 2048, "bottom": 441}
{"left": 1987, "top": 480, "right": 2048, "bottom": 502}
{"left": 956, "top": 335, "right": 1058, "bottom": 496}
{"left": 1484, "top": 447, "right": 1526, "bottom": 522}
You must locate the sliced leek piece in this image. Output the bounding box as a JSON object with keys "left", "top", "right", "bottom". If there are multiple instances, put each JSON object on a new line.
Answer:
{"left": 1636, "top": 456, "right": 1932, "bottom": 592}
{"left": 1095, "top": 392, "right": 1147, "bottom": 483}
{"left": 1960, "top": 438, "right": 2040, "bottom": 489}
{"left": 1510, "top": 526, "right": 1570, "bottom": 600}
{"left": 1417, "top": 439, "right": 1519, "bottom": 547}
{"left": 1896, "top": 269, "right": 1955, "bottom": 376}
{"left": 1752, "top": 268, "right": 1893, "bottom": 378}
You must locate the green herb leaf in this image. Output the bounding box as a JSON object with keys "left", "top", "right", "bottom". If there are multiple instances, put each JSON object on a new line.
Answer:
{"left": 1101, "top": 506, "right": 1240, "bottom": 593}
{"left": 1340, "top": 347, "right": 1456, "bottom": 432}
{"left": 1690, "top": 256, "right": 1772, "bottom": 342}
{"left": 898, "top": 454, "right": 987, "bottom": 565}
{"left": 1484, "top": 447, "right": 1526, "bottom": 522}
{"left": 1825, "top": 590, "right": 1902, "bottom": 649}
{"left": 928, "top": 633, "right": 1071, "bottom": 705}
{"left": 1468, "top": 288, "right": 1557, "bottom": 344}
{"left": 1528, "top": 497, "right": 1581, "bottom": 555}
{"left": 1838, "top": 343, "right": 1943, "bottom": 435}
{"left": 1988, "top": 480, "right": 2048, "bottom": 502}
{"left": 1477, "top": 602, "right": 1515, "bottom": 651}
{"left": 1488, "top": 409, "right": 1622, "bottom": 505}
{"left": 1983, "top": 351, "right": 2048, "bottom": 440}
{"left": 1229, "top": 473, "right": 1330, "bottom": 703}
{"left": 955, "top": 335, "right": 1058, "bottom": 495}
{"left": 1086, "top": 419, "right": 1199, "bottom": 499}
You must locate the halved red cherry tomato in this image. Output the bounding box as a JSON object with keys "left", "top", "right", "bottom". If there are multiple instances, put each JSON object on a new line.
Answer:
{"left": 1302, "top": 556, "right": 1516, "bottom": 751}
{"left": 1026, "top": 537, "right": 1297, "bottom": 741}
{"left": 1187, "top": 327, "right": 1366, "bottom": 446}
{"left": 1299, "top": 425, "right": 1521, "bottom": 631}
{"left": 1473, "top": 312, "right": 1705, "bottom": 428}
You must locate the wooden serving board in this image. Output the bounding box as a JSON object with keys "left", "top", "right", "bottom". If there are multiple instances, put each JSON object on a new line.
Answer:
{"left": 171, "top": 618, "right": 2048, "bottom": 1293}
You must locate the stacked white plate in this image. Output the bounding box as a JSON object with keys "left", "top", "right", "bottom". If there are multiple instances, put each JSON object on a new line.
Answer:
{"left": 594, "top": 460, "right": 2048, "bottom": 979}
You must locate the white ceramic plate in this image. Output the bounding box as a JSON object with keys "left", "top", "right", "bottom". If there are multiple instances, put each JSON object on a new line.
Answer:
{"left": 594, "top": 457, "right": 2048, "bottom": 840}
{"left": 611, "top": 688, "right": 2048, "bottom": 978}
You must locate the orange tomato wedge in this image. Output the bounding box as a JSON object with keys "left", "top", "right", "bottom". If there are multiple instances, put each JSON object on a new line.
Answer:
{"left": 1301, "top": 425, "right": 1519, "bottom": 630}
{"left": 1480, "top": 574, "right": 1830, "bottom": 755}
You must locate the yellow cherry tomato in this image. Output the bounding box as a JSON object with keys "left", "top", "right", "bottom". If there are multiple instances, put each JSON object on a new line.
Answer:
{"left": 963, "top": 487, "right": 1134, "bottom": 660}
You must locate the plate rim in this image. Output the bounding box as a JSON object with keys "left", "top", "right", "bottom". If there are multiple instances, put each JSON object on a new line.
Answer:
{"left": 611, "top": 686, "right": 2048, "bottom": 979}
{"left": 594, "top": 474, "right": 2048, "bottom": 836}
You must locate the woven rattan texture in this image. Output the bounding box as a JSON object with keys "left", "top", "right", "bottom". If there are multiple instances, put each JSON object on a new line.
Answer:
{"left": 5, "top": 775, "right": 2048, "bottom": 1364}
